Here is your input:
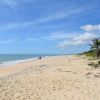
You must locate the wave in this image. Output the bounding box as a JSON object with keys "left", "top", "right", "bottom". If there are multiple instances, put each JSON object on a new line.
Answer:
{"left": 0, "top": 57, "right": 38, "bottom": 67}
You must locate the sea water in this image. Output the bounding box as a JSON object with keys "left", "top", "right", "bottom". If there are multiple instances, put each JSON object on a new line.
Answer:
{"left": 0, "top": 54, "right": 57, "bottom": 66}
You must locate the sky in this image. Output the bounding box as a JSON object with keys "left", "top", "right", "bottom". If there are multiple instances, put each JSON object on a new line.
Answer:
{"left": 0, "top": 0, "right": 100, "bottom": 54}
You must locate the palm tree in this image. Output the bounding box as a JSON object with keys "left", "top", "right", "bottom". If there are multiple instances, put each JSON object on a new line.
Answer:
{"left": 90, "top": 38, "right": 100, "bottom": 58}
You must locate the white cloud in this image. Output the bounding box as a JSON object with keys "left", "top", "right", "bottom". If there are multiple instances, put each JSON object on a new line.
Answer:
{"left": 0, "top": 37, "right": 19, "bottom": 44}
{"left": 0, "top": 0, "right": 35, "bottom": 9}
{"left": 26, "top": 38, "right": 38, "bottom": 42}
{"left": 73, "top": 32, "right": 96, "bottom": 42}
{"left": 36, "top": 8, "right": 83, "bottom": 23}
{"left": 23, "top": 7, "right": 88, "bottom": 26}
{"left": 44, "top": 32, "right": 77, "bottom": 40}
{"left": 0, "top": 8, "right": 84, "bottom": 30}
{"left": 0, "top": 39, "right": 13, "bottom": 44}
{"left": 0, "top": 0, "right": 18, "bottom": 9}
{"left": 1, "top": 23, "right": 19, "bottom": 30}
{"left": 59, "top": 33, "right": 98, "bottom": 49}
{"left": 35, "top": 6, "right": 94, "bottom": 24}
{"left": 0, "top": 6, "right": 94, "bottom": 30}
{"left": 0, "top": 7, "right": 87, "bottom": 30}
{"left": 80, "top": 24, "right": 100, "bottom": 31}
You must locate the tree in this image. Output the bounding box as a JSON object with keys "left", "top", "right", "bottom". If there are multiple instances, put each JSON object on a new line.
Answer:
{"left": 90, "top": 38, "right": 100, "bottom": 58}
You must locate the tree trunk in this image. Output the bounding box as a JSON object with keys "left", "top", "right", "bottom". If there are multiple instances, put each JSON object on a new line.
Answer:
{"left": 96, "top": 48, "right": 100, "bottom": 58}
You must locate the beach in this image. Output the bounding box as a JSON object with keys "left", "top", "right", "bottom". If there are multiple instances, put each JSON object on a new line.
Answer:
{"left": 0, "top": 55, "right": 100, "bottom": 100}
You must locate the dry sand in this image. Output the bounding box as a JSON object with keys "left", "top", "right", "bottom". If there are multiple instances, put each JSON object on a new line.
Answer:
{"left": 0, "top": 55, "right": 100, "bottom": 100}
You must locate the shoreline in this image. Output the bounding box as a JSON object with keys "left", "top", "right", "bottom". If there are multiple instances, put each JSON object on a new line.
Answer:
{"left": 0, "top": 54, "right": 64, "bottom": 67}
{"left": 0, "top": 54, "right": 70, "bottom": 67}
{"left": 0, "top": 55, "right": 66, "bottom": 77}
{"left": 0, "top": 57, "right": 38, "bottom": 67}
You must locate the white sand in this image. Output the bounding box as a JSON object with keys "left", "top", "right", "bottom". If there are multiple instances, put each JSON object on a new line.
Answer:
{"left": 0, "top": 55, "right": 100, "bottom": 100}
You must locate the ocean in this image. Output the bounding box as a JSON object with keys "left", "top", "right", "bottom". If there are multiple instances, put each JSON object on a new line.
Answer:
{"left": 0, "top": 54, "right": 57, "bottom": 66}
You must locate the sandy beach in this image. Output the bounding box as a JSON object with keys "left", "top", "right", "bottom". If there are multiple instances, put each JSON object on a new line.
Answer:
{"left": 0, "top": 55, "right": 100, "bottom": 100}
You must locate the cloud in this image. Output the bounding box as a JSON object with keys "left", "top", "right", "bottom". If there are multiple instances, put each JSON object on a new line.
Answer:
{"left": 0, "top": 39, "right": 14, "bottom": 44}
{"left": 44, "top": 32, "right": 77, "bottom": 40}
{"left": 1, "top": 23, "right": 19, "bottom": 30}
{"left": 58, "top": 24, "right": 100, "bottom": 49}
{"left": 0, "top": 8, "right": 84, "bottom": 30}
{"left": 59, "top": 33, "right": 98, "bottom": 49}
{"left": 36, "top": 8, "right": 83, "bottom": 22}
{"left": 0, "top": 0, "right": 35, "bottom": 9}
{"left": 0, "top": 37, "right": 19, "bottom": 44}
{"left": 0, "top": 5, "right": 94, "bottom": 31}
{"left": 0, "top": 7, "right": 88, "bottom": 30}
{"left": 0, "top": 0, "right": 18, "bottom": 9}
{"left": 26, "top": 38, "right": 38, "bottom": 42}
{"left": 80, "top": 24, "right": 100, "bottom": 31}
{"left": 24, "top": 7, "right": 89, "bottom": 26}
{"left": 33, "top": 6, "right": 94, "bottom": 25}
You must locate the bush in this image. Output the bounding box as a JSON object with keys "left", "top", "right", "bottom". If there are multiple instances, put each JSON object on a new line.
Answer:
{"left": 79, "top": 50, "right": 96, "bottom": 58}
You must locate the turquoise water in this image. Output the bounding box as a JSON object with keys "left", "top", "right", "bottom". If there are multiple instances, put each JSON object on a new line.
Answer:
{"left": 0, "top": 54, "right": 57, "bottom": 65}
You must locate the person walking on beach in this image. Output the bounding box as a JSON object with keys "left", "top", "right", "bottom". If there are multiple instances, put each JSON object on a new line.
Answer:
{"left": 38, "top": 56, "right": 41, "bottom": 60}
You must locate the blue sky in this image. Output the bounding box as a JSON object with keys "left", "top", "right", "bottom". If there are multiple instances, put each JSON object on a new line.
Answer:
{"left": 0, "top": 0, "right": 100, "bottom": 54}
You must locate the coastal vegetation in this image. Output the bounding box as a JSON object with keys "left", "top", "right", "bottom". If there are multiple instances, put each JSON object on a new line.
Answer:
{"left": 80, "top": 38, "right": 100, "bottom": 58}
{"left": 80, "top": 50, "right": 96, "bottom": 58}
{"left": 79, "top": 38, "right": 100, "bottom": 68}
{"left": 89, "top": 38, "right": 100, "bottom": 58}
